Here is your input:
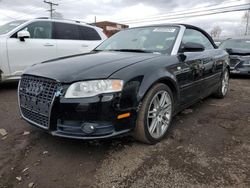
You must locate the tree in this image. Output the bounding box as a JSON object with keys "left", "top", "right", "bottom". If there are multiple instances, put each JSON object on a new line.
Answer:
{"left": 210, "top": 26, "right": 222, "bottom": 39}
{"left": 242, "top": 10, "right": 250, "bottom": 35}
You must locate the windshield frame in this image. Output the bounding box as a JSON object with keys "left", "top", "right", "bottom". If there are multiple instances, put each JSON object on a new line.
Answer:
{"left": 0, "top": 20, "right": 27, "bottom": 35}
{"left": 95, "top": 25, "right": 181, "bottom": 55}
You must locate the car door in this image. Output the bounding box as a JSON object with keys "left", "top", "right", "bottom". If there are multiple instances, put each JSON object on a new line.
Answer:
{"left": 173, "top": 52, "right": 204, "bottom": 106}
{"left": 78, "top": 25, "right": 104, "bottom": 51}
{"left": 184, "top": 29, "right": 223, "bottom": 97}
{"left": 7, "top": 21, "right": 57, "bottom": 76}
{"left": 174, "top": 28, "right": 215, "bottom": 106}
{"left": 53, "top": 22, "right": 99, "bottom": 57}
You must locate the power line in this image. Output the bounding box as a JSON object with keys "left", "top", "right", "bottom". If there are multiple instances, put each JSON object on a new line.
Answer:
{"left": 115, "top": 0, "right": 243, "bottom": 22}
{"left": 120, "top": 3, "right": 250, "bottom": 24}
{"left": 44, "top": 0, "right": 59, "bottom": 19}
{"left": 119, "top": 4, "right": 250, "bottom": 24}
{"left": 127, "top": 8, "right": 249, "bottom": 25}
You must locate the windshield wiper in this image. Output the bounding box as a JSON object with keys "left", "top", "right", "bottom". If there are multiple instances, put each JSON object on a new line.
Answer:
{"left": 107, "top": 49, "right": 152, "bottom": 53}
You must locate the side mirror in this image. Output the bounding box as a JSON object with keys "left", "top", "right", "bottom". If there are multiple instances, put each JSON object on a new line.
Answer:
{"left": 180, "top": 42, "right": 205, "bottom": 53}
{"left": 17, "top": 30, "right": 30, "bottom": 42}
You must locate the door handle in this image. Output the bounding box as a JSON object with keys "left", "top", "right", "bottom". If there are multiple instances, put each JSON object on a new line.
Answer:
{"left": 81, "top": 44, "right": 89, "bottom": 47}
{"left": 44, "top": 43, "right": 54, "bottom": 47}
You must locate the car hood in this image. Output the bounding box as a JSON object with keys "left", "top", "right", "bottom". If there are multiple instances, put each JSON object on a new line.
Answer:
{"left": 226, "top": 48, "right": 250, "bottom": 56}
{"left": 24, "top": 51, "right": 159, "bottom": 83}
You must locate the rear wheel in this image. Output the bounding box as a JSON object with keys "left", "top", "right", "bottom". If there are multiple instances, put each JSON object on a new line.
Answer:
{"left": 133, "top": 83, "right": 173, "bottom": 144}
{"left": 214, "top": 69, "right": 229, "bottom": 98}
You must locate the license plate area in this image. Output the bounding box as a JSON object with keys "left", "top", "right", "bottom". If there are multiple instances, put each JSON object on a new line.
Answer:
{"left": 19, "top": 94, "right": 51, "bottom": 117}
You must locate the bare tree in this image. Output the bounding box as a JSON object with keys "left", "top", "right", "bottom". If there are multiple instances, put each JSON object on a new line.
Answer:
{"left": 242, "top": 10, "right": 250, "bottom": 35}
{"left": 210, "top": 26, "right": 222, "bottom": 39}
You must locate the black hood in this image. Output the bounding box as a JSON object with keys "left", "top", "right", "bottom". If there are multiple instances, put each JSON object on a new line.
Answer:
{"left": 24, "top": 51, "right": 159, "bottom": 83}
{"left": 226, "top": 48, "right": 250, "bottom": 56}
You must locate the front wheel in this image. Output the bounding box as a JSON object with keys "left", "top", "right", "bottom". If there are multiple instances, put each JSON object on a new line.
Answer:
{"left": 214, "top": 69, "right": 229, "bottom": 98}
{"left": 133, "top": 84, "right": 173, "bottom": 144}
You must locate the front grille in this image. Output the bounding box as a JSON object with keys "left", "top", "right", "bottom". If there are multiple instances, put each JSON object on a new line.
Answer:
{"left": 229, "top": 58, "right": 240, "bottom": 68}
{"left": 21, "top": 106, "right": 49, "bottom": 128}
{"left": 19, "top": 75, "right": 61, "bottom": 128}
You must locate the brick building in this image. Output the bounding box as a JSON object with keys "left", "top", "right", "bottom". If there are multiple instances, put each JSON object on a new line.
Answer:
{"left": 92, "top": 21, "right": 129, "bottom": 37}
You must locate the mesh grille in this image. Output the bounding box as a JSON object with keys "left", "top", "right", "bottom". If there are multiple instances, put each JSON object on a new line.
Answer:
{"left": 230, "top": 59, "right": 240, "bottom": 68}
{"left": 21, "top": 107, "right": 49, "bottom": 127}
{"left": 19, "top": 75, "right": 61, "bottom": 128}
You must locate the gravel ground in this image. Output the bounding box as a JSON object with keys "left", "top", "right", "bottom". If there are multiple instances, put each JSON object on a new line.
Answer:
{"left": 0, "top": 77, "right": 249, "bottom": 188}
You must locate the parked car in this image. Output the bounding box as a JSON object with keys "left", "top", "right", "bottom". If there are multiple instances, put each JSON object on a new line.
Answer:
{"left": 18, "top": 24, "right": 229, "bottom": 144}
{"left": 219, "top": 37, "right": 250, "bottom": 75}
{"left": 0, "top": 18, "right": 107, "bottom": 82}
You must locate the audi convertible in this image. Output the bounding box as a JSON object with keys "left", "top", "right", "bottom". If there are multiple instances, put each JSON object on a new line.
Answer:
{"left": 18, "top": 24, "right": 229, "bottom": 144}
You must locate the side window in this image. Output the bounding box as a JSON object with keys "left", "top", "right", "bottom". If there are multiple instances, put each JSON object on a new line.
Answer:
{"left": 182, "top": 29, "right": 214, "bottom": 50}
{"left": 53, "top": 22, "right": 79, "bottom": 40}
{"left": 78, "top": 26, "right": 101, "bottom": 41}
{"left": 13, "top": 21, "right": 52, "bottom": 39}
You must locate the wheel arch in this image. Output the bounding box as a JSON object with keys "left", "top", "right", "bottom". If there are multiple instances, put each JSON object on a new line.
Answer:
{"left": 157, "top": 78, "right": 179, "bottom": 104}
{"left": 137, "top": 74, "right": 180, "bottom": 111}
{"left": 226, "top": 65, "right": 230, "bottom": 74}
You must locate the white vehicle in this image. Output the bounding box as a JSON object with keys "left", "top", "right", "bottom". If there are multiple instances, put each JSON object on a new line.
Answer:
{"left": 0, "top": 18, "right": 107, "bottom": 82}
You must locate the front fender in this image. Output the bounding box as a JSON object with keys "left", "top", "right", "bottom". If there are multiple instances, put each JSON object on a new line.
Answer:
{"left": 137, "top": 69, "right": 180, "bottom": 108}
{"left": 115, "top": 68, "right": 179, "bottom": 113}
{"left": 110, "top": 55, "right": 180, "bottom": 112}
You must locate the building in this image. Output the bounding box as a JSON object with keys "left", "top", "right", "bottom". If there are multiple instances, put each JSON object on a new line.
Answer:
{"left": 92, "top": 21, "right": 129, "bottom": 37}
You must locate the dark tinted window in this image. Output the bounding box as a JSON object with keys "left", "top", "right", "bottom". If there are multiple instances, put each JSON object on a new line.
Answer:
{"left": 53, "top": 22, "right": 79, "bottom": 40}
{"left": 78, "top": 26, "right": 101, "bottom": 40}
{"left": 182, "top": 29, "right": 214, "bottom": 50}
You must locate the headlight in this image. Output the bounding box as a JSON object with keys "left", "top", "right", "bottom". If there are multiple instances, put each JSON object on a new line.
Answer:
{"left": 243, "top": 60, "right": 250, "bottom": 66}
{"left": 65, "top": 80, "right": 124, "bottom": 98}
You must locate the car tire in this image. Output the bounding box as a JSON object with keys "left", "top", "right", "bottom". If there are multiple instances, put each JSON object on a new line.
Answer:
{"left": 133, "top": 83, "right": 173, "bottom": 144}
{"left": 214, "top": 69, "right": 230, "bottom": 99}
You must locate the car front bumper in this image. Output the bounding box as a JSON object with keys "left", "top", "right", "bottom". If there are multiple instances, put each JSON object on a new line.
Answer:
{"left": 21, "top": 93, "right": 137, "bottom": 140}
{"left": 230, "top": 66, "right": 250, "bottom": 75}
{"left": 51, "top": 94, "right": 137, "bottom": 139}
{"left": 18, "top": 74, "right": 140, "bottom": 140}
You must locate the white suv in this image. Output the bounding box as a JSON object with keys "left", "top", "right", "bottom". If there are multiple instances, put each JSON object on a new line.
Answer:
{"left": 0, "top": 18, "right": 107, "bottom": 82}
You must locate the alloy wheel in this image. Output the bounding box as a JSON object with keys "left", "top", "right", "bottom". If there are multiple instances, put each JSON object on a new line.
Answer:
{"left": 222, "top": 70, "right": 229, "bottom": 96}
{"left": 147, "top": 91, "right": 172, "bottom": 139}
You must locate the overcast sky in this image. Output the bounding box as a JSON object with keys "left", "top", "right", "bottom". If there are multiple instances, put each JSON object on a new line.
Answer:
{"left": 0, "top": 0, "right": 249, "bottom": 37}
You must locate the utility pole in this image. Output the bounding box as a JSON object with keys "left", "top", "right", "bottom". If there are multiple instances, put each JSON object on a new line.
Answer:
{"left": 44, "top": 0, "right": 58, "bottom": 19}
{"left": 245, "top": 0, "right": 250, "bottom": 36}
{"left": 245, "top": 9, "right": 250, "bottom": 35}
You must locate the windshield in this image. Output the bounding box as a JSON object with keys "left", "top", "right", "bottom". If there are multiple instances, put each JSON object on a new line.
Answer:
{"left": 0, "top": 20, "right": 27, "bottom": 35}
{"left": 96, "top": 26, "right": 180, "bottom": 54}
{"left": 220, "top": 39, "right": 250, "bottom": 49}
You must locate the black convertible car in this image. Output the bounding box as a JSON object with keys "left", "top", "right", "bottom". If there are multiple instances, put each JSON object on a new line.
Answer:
{"left": 220, "top": 37, "right": 250, "bottom": 75}
{"left": 18, "top": 24, "right": 229, "bottom": 144}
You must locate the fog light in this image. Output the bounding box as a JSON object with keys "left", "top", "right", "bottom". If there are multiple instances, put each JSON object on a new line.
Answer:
{"left": 81, "top": 123, "right": 96, "bottom": 134}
